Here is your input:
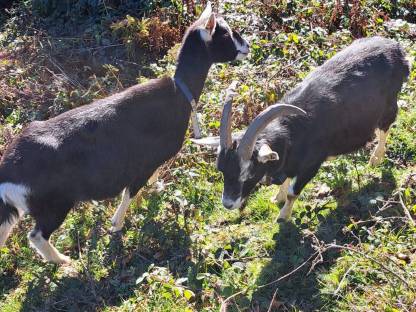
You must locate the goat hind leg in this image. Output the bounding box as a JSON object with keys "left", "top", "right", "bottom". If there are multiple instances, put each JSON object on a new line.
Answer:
{"left": 370, "top": 100, "right": 397, "bottom": 167}
{"left": 28, "top": 228, "right": 71, "bottom": 264}
{"left": 276, "top": 163, "right": 322, "bottom": 222}
{"left": 29, "top": 201, "right": 73, "bottom": 264}
{"left": 110, "top": 188, "right": 134, "bottom": 232}
{"left": 369, "top": 129, "right": 389, "bottom": 166}
{"left": 0, "top": 214, "right": 20, "bottom": 247}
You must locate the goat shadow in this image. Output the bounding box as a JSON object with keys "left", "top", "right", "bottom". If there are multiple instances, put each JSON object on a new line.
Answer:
{"left": 17, "top": 192, "right": 195, "bottom": 312}
{"left": 247, "top": 165, "right": 401, "bottom": 311}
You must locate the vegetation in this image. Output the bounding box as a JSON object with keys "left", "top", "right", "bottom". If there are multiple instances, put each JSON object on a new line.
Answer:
{"left": 0, "top": 0, "right": 415, "bottom": 311}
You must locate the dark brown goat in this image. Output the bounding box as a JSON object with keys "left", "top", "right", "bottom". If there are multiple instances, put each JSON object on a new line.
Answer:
{"left": 0, "top": 2, "right": 249, "bottom": 264}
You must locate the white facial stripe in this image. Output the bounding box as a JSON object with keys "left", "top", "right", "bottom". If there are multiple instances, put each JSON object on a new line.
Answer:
{"left": 239, "top": 159, "right": 251, "bottom": 182}
{"left": 215, "top": 18, "right": 249, "bottom": 59}
{"left": 233, "top": 35, "right": 248, "bottom": 52}
{"left": 0, "top": 183, "right": 30, "bottom": 215}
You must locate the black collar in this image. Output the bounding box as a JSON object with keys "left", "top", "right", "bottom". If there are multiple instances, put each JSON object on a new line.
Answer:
{"left": 173, "top": 76, "right": 202, "bottom": 138}
{"left": 174, "top": 76, "right": 197, "bottom": 111}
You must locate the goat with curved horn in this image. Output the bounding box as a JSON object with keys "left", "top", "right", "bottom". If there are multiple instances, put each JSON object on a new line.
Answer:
{"left": 237, "top": 104, "right": 306, "bottom": 160}
{"left": 211, "top": 36, "right": 409, "bottom": 220}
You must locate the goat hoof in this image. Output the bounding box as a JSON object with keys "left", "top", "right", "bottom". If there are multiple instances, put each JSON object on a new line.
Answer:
{"left": 276, "top": 212, "right": 291, "bottom": 222}
{"left": 110, "top": 217, "right": 124, "bottom": 232}
{"left": 369, "top": 156, "right": 382, "bottom": 167}
{"left": 61, "top": 263, "right": 78, "bottom": 277}
{"left": 271, "top": 194, "right": 286, "bottom": 204}
{"left": 54, "top": 254, "right": 71, "bottom": 265}
{"left": 276, "top": 218, "right": 287, "bottom": 223}
{"left": 110, "top": 224, "right": 123, "bottom": 233}
{"left": 276, "top": 217, "right": 291, "bottom": 223}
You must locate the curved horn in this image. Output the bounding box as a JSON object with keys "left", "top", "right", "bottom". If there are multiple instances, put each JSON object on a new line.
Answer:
{"left": 237, "top": 104, "right": 306, "bottom": 160}
{"left": 219, "top": 81, "right": 238, "bottom": 149}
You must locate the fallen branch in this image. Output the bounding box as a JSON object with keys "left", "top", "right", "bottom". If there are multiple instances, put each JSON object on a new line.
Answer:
{"left": 398, "top": 191, "right": 415, "bottom": 227}
{"left": 326, "top": 243, "right": 414, "bottom": 292}
{"left": 220, "top": 250, "right": 320, "bottom": 312}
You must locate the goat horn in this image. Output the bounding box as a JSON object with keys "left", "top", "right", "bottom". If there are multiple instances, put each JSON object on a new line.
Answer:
{"left": 237, "top": 103, "right": 306, "bottom": 160}
{"left": 219, "top": 81, "right": 238, "bottom": 149}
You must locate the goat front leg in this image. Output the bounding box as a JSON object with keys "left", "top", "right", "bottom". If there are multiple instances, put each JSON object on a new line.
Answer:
{"left": 110, "top": 188, "right": 134, "bottom": 233}
{"left": 276, "top": 163, "right": 322, "bottom": 222}
{"left": 271, "top": 178, "right": 290, "bottom": 204}
{"left": 110, "top": 169, "right": 160, "bottom": 232}
{"left": 276, "top": 178, "right": 297, "bottom": 221}
{"left": 369, "top": 129, "right": 389, "bottom": 166}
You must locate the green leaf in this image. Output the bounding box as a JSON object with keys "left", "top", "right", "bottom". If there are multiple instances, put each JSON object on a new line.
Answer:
{"left": 183, "top": 289, "right": 195, "bottom": 301}
{"left": 161, "top": 291, "right": 172, "bottom": 299}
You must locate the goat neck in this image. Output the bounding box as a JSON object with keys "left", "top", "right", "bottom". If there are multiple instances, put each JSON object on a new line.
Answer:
{"left": 174, "top": 32, "right": 213, "bottom": 103}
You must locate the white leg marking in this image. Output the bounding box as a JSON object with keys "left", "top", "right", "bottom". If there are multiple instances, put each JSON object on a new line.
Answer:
{"left": 0, "top": 183, "right": 30, "bottom": 214}
{"left": 0, "top": 215, "right": 19, "bottom": 247}
{"left": 277, "top": 178, "right": 297, "bottom": 221}
{"left": 28, "top": 231, "right": 71, "bottom": 264}
{"left": 369, "top": 129, "right": 388, "bottom": 166}
{"left": 271, "top": 178, "right": 290, "bottom": 204}
{"left": 148, "top": 169, "right": 159, "bottom": 185}
{"left": 110, "top": 188, "right": 133, "bottom": 232}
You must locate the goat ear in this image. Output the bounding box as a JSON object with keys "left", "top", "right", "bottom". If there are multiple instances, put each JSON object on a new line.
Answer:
{"left": 205, "top": 13, "right": 216, "bottom": 34}
{"left": 257, "top": 144, "right": 279, "bottom": 163}
{"left": 199, "top": 13, "right": 216, "bottom": 41}
{"left": 191, "top": 136, "right": 220, "bottom": 148}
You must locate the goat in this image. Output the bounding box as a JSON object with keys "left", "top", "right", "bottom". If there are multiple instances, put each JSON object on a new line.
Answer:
{"left": 0, "top": 2, "right": 249, "bottom": 264}
{"left": 194, "top": 36, "right": 409, "bottom": 221}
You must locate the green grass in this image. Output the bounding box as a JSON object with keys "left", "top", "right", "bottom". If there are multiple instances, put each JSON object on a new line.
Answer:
{"left": 1, "top": 0, "right": 416, "bottom": 311}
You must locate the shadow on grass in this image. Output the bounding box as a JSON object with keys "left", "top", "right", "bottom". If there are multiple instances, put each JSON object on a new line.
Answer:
{"left": 17, "top": 193, "right": 194, "bottom": 312}
{"left": 249, "top": 166, "right": 400, "bottom": 311}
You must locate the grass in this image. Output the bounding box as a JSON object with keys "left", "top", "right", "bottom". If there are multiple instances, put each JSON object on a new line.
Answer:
{"left": 1, "top": 0, "right": 416, "bottom": 311}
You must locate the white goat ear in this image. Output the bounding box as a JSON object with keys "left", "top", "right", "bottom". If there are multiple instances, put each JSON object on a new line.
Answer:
{"left": 191, "top": 136, "right": 220, "bottom": 148}
{"left": 257, "top": 144, "right": 279, "bottom": 163}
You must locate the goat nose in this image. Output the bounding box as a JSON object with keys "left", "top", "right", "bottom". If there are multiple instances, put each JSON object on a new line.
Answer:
{"left": 222, "top": 196, "right": 234, "bottom": 209}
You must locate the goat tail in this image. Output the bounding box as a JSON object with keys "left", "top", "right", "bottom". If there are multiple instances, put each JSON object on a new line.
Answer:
{"left": 0, "top": 196, "right": 19, "bottom": 226}
{"left": 0, "top": 182, "right": 21, "bottom": 247}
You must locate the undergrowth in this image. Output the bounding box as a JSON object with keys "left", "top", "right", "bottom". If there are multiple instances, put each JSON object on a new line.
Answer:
{"left": 1, "top": 0, "right": 415, "bottom": 311}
